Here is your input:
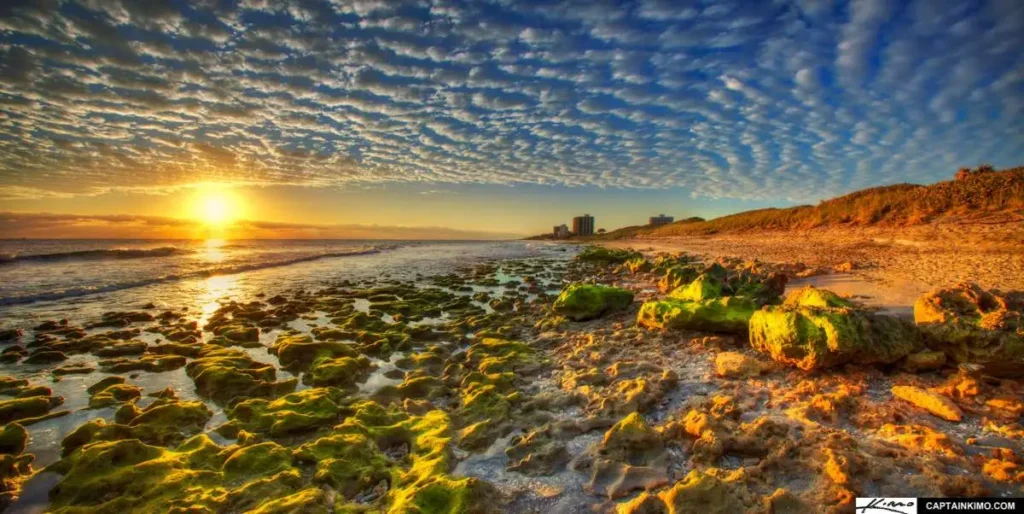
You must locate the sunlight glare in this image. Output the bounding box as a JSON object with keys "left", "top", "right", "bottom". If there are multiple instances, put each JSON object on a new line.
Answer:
{"left": 190, "top": 186, "right": 244, "bottom": 227}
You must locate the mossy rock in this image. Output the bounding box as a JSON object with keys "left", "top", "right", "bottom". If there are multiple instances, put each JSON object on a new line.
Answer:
{"left": 99, "top": 354, "right": 186, "bottom": 373}
{"left": 784, "top": 286, "right": 853, "bottom": 308}
{"left": 63, "top": 399, "right": 213, "bottom": 455}
{"left": 668, "top": 274, "right": 723, "bottom": 302}
{"left": 294, "top": 432, "right": 391, "bottom": 497}
{"left": 913, "top": 282, "right": 1023, "bottom": 377}
{"left": 600, "top": 412, "right": 664, "bottom": 465}
{"left": 270, "top": 333, "right": 357, "bottom": 371}
{"left": 0, "top": 396, "right": 61, "bottom": 424}
{"left": 226, "top": 388, "right": 348, "bottom": 437}
{"left": 637, "top": 297, "right": 756, "bottom": 334}
{"left": 305, "top": 355, "right": 375, "bottom": 388}
{"left": 88, "top": 383, "right": 142, "bottom": 409}
{"left": 86, "top": 376, "right": 126, "bottom": 395}
{"left": 623, "top": 257, "right": 651, "bottom": 273}
{"left": 749, "top": 299, "right": 922, "bottom": 370}
{"left": 186, "top": 346, "right": 297, "bottom": 404}
{"left": 222, "top": 442, "right": 294, "bottom": 481}
{"left": 552, "top": 284, "right": 634, "bottom": 321}
{"left": 658, "top": 266, "right": 699, "bottom": 293}
{"left": 0, "top": 423, "right": 27, "bottom": 455}
{"left": 46, "top": 435, "right": 311, "bottom": 512}
{"left": 575, "top": 247, "right": 642, "bottom": 265}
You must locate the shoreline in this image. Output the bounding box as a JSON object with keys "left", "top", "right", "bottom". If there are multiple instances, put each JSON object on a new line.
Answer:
{"left": 0, "top": 242, "right": 1020, "bottom": 512}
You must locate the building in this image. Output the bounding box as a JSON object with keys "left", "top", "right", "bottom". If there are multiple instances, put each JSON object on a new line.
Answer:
{"left": 552, "top": 224, "right": 570, "bottom": 239}
{"left": 572, "top": 214, "right": 595, "bottom": 236}
{"left": 649, "top": 214, "right": 674, "bottom": 226}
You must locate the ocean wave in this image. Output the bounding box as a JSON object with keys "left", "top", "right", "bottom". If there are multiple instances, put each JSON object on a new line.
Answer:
{"left": 0, "top": 246, "right": 194, "bottom": 265}
{"left": 0, "top": 248, "right": 380, "bottom": 306}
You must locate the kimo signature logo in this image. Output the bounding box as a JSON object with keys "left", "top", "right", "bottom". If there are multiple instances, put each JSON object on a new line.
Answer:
{"left": 856, "top": 498, "right": 918, "bottom": 514}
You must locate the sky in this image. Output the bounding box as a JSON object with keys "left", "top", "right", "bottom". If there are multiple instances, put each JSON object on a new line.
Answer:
{"left": 0, "top": 0, "right": 1022, "bottom": 238}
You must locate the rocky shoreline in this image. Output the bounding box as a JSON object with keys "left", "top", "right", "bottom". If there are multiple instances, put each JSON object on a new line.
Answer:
{"left": 0, "top": 246, "right": 1021, "bottom": 513}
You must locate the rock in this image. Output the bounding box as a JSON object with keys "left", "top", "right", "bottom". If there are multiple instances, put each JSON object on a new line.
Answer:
{"left": 714, "top": 352, "right": 764, "bottom": 378}
{"left": 23, "top": 350, "right": 68, "bottom": 364}
{"left": 623, "top": 257, "right": 651, "bottom": 273}
{"left": 52, "top": 364, "right": 95, "bottom": 376}
{"left": 185, "top": 346, "right": 297, "bottom": 404}
{"left": 637, "top": 297, "right": 756, "bottom": 334}
{"left": 586, "top": 413, "right": 669, "bottom": 499}
{"left": 600, "top": 412, "right": 664, "bottom": 464}
{"left": 305, "top": 355, "right": 375, "bottom": 388}
{"left": 658, "top": 470, "right": 752, "bottom": 513}
{"left": 553, "top": 284, "right": 634, "bottom": 321}
{"left": 576, "top": 247, "right": 642, "bottom": 265}
{"left": 891, "top": 385, "right": 963, "bottom": 422}
{"left": 99, "top": 354, "right": 186, "bottom": 373}
{"left": 505, "top": 428, "right": 570, "bottom": 476}
{"left": 913, "top": 282, "right": 1023, "bottom": 377}
{"left": 902, "top": 350, "right": 947, "bottom": 373}
{"left": 782, "top": 286, "right": 851, "bottom": 308}
{"left": 88, "top": 383, "right": 142, "bottom": 409}
{"left": 668, "top": 274, "right": 722, "bottom": 302}
{"left": 658, "top": 266, "right": 699, "bottom": 293}
{"left": 748, "top": 287, "right": 921, "bottom": 370}
{"left": 87, "top": 376, "right": 126, "bottom": 395}
{"left": 833, "top": 262, "right": 856, "bottom": 273}
{"left": 877, "top": 423, "right": 961, "bottom": 458}
{"left": 225, "top": 388, "right": 347, "bottom": 436}
{"left": 270, "top": 333, "right": 356, "bottom": 370}
{"left": 15, "top": 386, "right": 51, "bottom": 398}
{"left": 93, "top": 340, "right": 147, "bottom": 357}
{"left": 588, "top": 459, "right": 669, "bottom": 499}
{"left": 221, "top": 442, "right": 293, "bottom": 480}
{"left": 0, "top": 423, "right": 27, "bottom": 455}
{"left": 0, "top": 396, "right": 62, "bottom": 424}
{"left": 62, "top": 399, "right": 213, "bottom": 454}
{"left": 0, "top": 329, "right": 22, "bottom": 343}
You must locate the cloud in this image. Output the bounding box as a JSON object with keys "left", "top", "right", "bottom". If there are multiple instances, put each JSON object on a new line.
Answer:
{"left": 0, "top": 0, "right": 1020, "bottom": 206}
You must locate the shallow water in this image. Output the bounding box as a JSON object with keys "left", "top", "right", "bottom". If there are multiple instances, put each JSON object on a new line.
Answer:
{"left": 0, "top": 240, "right": 575, "bottom": 512}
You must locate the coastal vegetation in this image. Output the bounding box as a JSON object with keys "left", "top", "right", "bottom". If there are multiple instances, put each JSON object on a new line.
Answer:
{"left": 594, "top": 166, "right": 1023, "bottom": 239}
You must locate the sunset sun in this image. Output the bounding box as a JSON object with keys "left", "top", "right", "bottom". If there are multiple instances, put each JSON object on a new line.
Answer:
{"left": 191, "top": 187, "right": 243, "bottom": 227}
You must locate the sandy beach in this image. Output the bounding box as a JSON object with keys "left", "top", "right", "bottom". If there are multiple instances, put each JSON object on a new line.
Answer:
{"left": 599, "top": 219, "right": 1024, "bottom": 313}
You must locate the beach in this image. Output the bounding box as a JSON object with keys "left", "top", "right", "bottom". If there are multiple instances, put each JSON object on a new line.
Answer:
{"left": 0, "top": 239, "right": 1021, "bottom": 513}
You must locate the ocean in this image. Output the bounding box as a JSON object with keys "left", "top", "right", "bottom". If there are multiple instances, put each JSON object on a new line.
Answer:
{"left": 0, "top": 239, "right": 568, "bottom": 324}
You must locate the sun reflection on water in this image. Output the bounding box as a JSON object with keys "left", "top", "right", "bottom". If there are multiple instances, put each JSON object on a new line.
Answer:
{"left": 199, "top": 273, "right": 238, "bottom": 328}
{"left": 200, "top": 238, "right": 228, "bottom": 263}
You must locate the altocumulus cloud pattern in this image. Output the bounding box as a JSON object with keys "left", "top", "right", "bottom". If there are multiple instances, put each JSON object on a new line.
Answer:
{"left": 0, "top": 0, "right": 1021, "bottom": 202}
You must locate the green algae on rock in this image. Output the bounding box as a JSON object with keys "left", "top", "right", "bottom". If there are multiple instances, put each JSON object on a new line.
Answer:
{"left": 553, "top": 284, "right": 634, "bottom": 321}
{"left": 186, "top": 345, "right": 297, "bottom": 404}
{"left": 62, "top": 399, "right": 213, "bottom": 455}
{"left": 637, "top": 296, "right": 757, "bottom": 334}
{"left": 913, "top": 282, "right": 1023, "bottom": 377}
{"left": 576, "top": 246, "right": 642, "bottom": 265}
{"left": 749, "top": 286, "right": 921, "bottom": 370}
{"left": 0, "top": 396, "right": 64, "bottom": 425}
{"left": 87, "top": 383, "right": 142, "bottom": 409}
{"left": 224, "top": 387, "right": 349, "bottom": 437}
{"left": 658, "top": 265, "right": 699, "bottom": 293}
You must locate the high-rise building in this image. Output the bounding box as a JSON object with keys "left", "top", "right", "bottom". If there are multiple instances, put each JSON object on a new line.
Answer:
{"left": 649, "top": 214, "right": 674, "bottom": 226}
{"left": 552, "top": 224, "right": 569, "bottom": 239}
{"left": 572, "top": 214, "right": 595, "bottom": 236}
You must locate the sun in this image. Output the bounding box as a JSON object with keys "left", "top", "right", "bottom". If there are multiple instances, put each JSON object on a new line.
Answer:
{"left": 190, "top": 187, "right": 243, "bottom": 227}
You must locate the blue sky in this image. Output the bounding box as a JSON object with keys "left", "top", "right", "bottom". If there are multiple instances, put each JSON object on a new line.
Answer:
{"left": 0, "top": 0, "right": 1021, "bottom": 235}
